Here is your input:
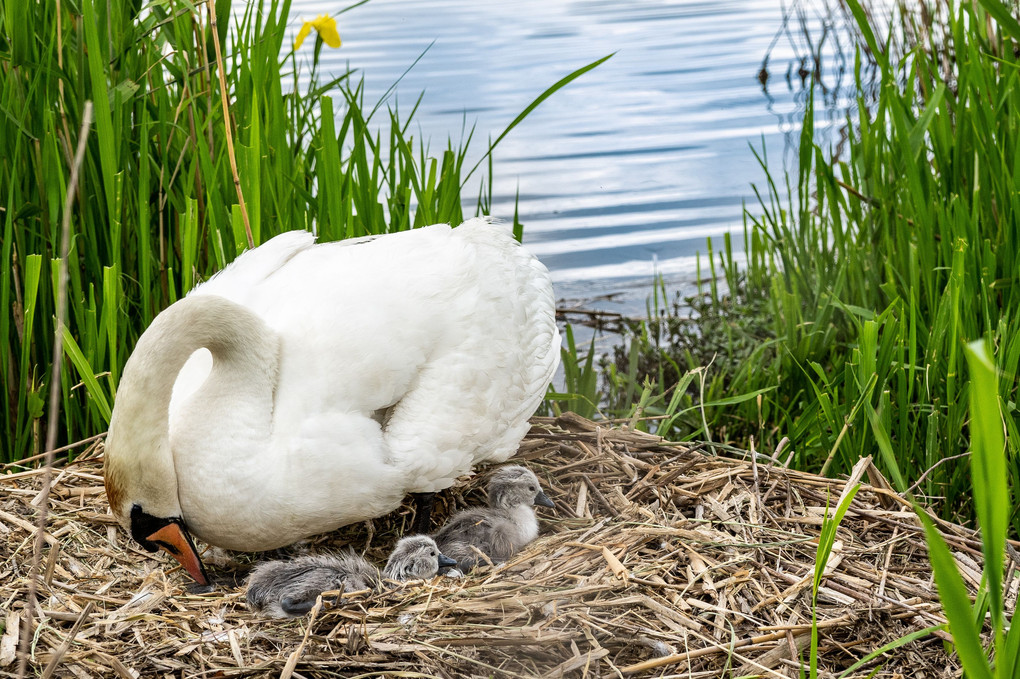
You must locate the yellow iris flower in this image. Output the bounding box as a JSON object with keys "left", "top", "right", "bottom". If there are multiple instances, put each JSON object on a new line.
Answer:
{"left": 294, "top": 15, "right": 342, "bottom": 50}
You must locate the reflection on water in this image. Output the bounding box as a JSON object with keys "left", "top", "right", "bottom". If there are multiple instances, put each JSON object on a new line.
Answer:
{"left": 288, "top": 0, "right": 873, "bottom": 315}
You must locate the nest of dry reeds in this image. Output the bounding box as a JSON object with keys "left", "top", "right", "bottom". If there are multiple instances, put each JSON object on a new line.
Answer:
{"left": 0, "top": 413, "right": 1002, "bottom": 678}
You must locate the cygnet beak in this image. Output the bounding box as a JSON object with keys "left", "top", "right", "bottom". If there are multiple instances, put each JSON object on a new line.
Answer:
{"left": 534, "top": 491, "right": 555, "bottom": 509}
{"left": 438, "top": 553, "right": 458, "bottom": 568}
{"left": 146, "top": 523, "right": 211, "bottom": 585}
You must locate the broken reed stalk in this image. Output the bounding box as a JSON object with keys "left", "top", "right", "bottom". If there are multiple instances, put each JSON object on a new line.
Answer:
{"left": 38, "top": 602, "right": 93, "bottom": 679}
{"left": 206, "top": 0, "right": 254, "bottom": 250}
{"left": 0, "top": 432, "right": 107, "bottom": 470}
{"left": 16, "top": 101, "right": 94, "bottom": 679}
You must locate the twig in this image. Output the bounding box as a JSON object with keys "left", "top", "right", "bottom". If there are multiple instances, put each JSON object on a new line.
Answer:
{"left": 696, "top": 356, "right": 716, "bottom": 446}
{"left": 836, "top": 179, "right": 917, "bottom": 227}
{"left": 1, "top": 432, "right": 107, "bottom": 470}
{"left": 206, "top": 0, "right": 254, "bottom": 250}
{"left": 619, "top": 628, "right": 807, "bottom": 674}
{"left": 770, "top": 436, "right": 790, "bottom": 465}
{"left": 17, "top": 101, "right": 93, "bottom": 679}
{"left": 905, "top": 452, "right": 970, "bottom": 494}
{"left": 39, "top": 602, "right": 94, "bottom": 679}
{"left": 279, "top": 596, "right": 322, "bottom": 679}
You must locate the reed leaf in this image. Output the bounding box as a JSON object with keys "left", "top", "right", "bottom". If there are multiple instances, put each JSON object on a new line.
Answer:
{"left": 0, "top": 0, "right": 601, "bottom": 462}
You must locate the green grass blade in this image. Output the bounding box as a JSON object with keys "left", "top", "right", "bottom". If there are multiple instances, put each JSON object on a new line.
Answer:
{"left": 964, "top": 340, "right": 1008, "bottom": 648}
{"left": 463, "top": 53, "right": 615, "bottom": 184}
{"left": 843, "top": 0, "right": 888, "bottom": 74}
{"left": 61, "top": 327, "right": 112, "bottom": 424}
{"left": 836, "top": 625, "right": 944, "bottom": 679}
{"left": 82, "top": 0, "right": 119, "bottom": 218}
{"left": 976, "top": 0, "right": 1020, "bottom": 41}
{"left": 917, "top": 510, "right": 994, "bottom": 679}
{"left": 908, "top": 83, "right": 945, "bottom": 161}
{"left": 102, "top": 265, "right": 120, "bottom": 391}
{"left": 814, "top": 484, "right": 860, "bottom": 592}
{"left": 811, "top": 483, "right": 860, "bottom": 678}
{"left": 866, "top": 404, "right": 908, "bottom": 492}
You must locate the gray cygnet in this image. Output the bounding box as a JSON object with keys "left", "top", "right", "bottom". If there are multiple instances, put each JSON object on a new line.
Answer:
{"left": 383, "top": 534, "right": 457, "bottom": 580}
{"left": 434, "top": 465, "right": 555, "bottom": 572}
{"left": 247, "top": 535, "right": 456, "bottom": 617}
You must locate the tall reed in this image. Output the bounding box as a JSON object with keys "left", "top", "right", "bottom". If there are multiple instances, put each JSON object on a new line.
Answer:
{"left": 0, "top": 0, "right": 604, "bottom": 463}
{"left": 601, "top": 0, "right": 1020, "bottom": 526}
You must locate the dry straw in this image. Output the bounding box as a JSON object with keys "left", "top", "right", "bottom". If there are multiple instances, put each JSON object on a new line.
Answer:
{"left": 2, "top": 413, "right": 1008, "bottom": 677}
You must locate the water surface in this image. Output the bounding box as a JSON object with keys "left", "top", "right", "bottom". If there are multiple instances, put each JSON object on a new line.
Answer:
{"left": 288, "top": 0, "right": 859, "bottom": 314}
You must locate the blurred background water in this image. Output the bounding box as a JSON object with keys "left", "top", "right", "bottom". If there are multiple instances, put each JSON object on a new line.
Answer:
{"left": 287, "top": 0, "right": 869, "bottom": 316}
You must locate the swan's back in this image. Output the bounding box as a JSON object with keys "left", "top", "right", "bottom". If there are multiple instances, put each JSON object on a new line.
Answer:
{"left": 244, "top": 220, "right": 560, "bottom": 491}
{"left": 366, "top": 220, "right": 560, "bottom": 490}
{"left": 193, "top": 230, "right": 317, "bottom": 302}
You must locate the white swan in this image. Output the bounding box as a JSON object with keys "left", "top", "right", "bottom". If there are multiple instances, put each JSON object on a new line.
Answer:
{"left": 103, "top": 219, "right": 560, "bottom": 584}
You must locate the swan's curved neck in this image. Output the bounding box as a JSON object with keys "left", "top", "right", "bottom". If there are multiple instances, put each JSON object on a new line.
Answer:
{"left": 105, "top": 295, "right": 279, "bottom": 522}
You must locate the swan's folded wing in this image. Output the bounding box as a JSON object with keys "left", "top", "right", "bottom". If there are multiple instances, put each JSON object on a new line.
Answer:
{"left": 189, "top": 230, "right": 317, "bottom": 303}
{"left": 503, "top": 254, "right": 561, "bottom": 427}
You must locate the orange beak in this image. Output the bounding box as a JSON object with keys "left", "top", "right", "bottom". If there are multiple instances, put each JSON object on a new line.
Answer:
{"left": 147, "top": 522, "right": 210, "bottom": 585}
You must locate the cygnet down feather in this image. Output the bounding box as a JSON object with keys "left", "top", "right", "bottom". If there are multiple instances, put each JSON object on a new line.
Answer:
{"left": 247, "top": 535, "right": 455, "bottom": 618}
{"left": 383, "top": 535, "right": 458, "bottom": 581}
{"left": 433, "top": 465, "right": 555, "bottom": 572}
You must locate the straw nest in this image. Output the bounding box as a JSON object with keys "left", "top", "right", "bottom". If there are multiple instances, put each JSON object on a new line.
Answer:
{"left": 0, "top": 413, "right": 1005, "bottom": 678}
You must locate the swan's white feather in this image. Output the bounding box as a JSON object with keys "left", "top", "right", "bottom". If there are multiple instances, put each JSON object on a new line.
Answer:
{"left": 158, "top": 219, "right": 559, "bottom": 550}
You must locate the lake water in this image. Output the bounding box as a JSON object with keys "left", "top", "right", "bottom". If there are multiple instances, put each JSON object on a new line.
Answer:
{"left": 288, "top": 0, "right": 865, "bottom": 316}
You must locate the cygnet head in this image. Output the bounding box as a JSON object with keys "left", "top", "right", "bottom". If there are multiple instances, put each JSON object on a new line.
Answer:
{"left": 383, "top": 535, "right": 457, "bottom": 581}
{"left": 487, "top": 465, "right": 555, "bottom": 511}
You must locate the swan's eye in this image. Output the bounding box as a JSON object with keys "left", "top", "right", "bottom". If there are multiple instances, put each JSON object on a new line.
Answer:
{"left": 430, "top": 551, "right": 436, "bottom": 556}
{"left": 529, "top": 486, "right": 536, "bottom": 492}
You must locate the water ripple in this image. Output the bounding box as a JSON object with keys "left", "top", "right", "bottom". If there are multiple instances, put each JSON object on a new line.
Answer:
{"left": 291, "top": 0, "right": 855, "bottom": 312}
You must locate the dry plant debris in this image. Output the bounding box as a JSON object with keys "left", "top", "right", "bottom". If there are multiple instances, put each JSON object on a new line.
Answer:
{"left": 1, "top": 413, "right": 1009, "bottom": 677}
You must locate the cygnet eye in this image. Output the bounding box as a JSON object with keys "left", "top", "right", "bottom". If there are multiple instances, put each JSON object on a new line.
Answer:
{"left": 529, "top": 485, "right": 536, "bottom": 492}
{"left": 431, "top": 550, "right": 436, "bottom": 556}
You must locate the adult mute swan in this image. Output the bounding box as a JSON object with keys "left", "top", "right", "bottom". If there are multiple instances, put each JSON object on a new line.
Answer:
{"left": 103, "top": 219, "right": 560, "bottom": 585}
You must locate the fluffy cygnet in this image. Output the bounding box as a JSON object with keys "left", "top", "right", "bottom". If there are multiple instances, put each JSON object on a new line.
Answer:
{"left": 383, "top": 535, "right": 458, "bottom": 580}
{"left": 246, "top": 551, "right": 378, "bottom": 618}
{"left": 434, "top": 465, "right": 555, "bottom": 572}
{"left": 247, "top": 535, "right": 455, "bottom": 618}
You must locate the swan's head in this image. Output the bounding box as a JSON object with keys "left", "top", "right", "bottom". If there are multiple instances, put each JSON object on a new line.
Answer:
{"left": 103, "top": 294, "right": 273, "bottom": 587}
{"left": 104, "top": 374, "right": 210, "bottom": 586}
{"left": 382, "top": 535, "right": 457, "bottom": 581}
{"left": 488, "top": 465, "right": 556, "bottom": 511}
